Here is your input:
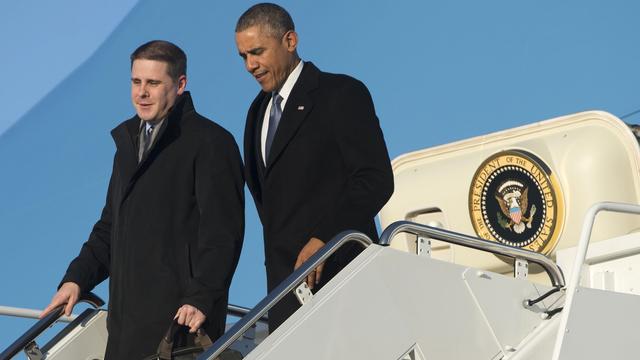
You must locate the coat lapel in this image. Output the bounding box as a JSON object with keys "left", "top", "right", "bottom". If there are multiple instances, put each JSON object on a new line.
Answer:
{"left": 244, "top": 92, "right": 269, "bottom": 203}
{"left": 111, "top": 117, "right": 140, "bottom": 191}
{"left": 255, "top": 95, "right": 270, "bottom": 174}
{"left": 265, "top": 62, "right": 319, "bottom": 171}
{"left": 113, "top": 92, "right": 191, "bottom": 205}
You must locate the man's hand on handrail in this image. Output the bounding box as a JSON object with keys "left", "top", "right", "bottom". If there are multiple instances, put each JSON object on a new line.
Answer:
{"left": 40, "top": 282, "right": 81, "bottom": 318}
{"left": 295, "top": 237, "right": 326, "bottom": 290}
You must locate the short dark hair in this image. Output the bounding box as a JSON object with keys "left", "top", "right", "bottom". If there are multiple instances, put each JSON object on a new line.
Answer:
{"left": 130, "top": 40, "right": 187, "bottom": 80}
{"left": 236, "top": 3, "right": 295, "bottom": 38}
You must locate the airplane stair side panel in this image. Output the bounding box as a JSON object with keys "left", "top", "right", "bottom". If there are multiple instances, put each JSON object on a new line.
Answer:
{"left": 44, "top": 309, "right": 107, "bottom": 359}
{"left": 245, "top": 246, "right": 557, "bottom": 360}
{"left": 556, "top": 287, "right": 640, "bottom": 359}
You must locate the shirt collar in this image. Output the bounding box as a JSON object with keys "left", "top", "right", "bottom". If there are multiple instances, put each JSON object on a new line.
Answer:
{"left": 140, "top": 118, "right": 165, "bottom": 132}
{"left": 275, "top": 60, "right": 303, "bottom": 104}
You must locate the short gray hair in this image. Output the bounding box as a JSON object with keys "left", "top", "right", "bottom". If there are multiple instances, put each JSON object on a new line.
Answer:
{"left": 236, "top": 3, "right": 295, "bottom": 38}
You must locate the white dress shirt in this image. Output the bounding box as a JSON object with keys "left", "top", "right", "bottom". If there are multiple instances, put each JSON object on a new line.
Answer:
{"left": 261, "top": 60, "right": 304, "bottom": 164}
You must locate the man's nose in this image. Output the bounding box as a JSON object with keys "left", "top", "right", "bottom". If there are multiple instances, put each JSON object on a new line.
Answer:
{"left": 138, "top": 84, "right": 149, "bottom": 97}
{"left": 245, "top": 56, "right": 258, "bottom": 72}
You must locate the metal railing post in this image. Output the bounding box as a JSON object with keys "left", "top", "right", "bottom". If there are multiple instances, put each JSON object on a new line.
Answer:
{"left": 551, "top": 202, "right": 640, "bottom": 360}
{"left": 379, "top": 221, "right": 565, "bottom": 287}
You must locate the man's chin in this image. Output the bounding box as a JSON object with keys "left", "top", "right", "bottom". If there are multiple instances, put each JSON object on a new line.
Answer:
{"left": 137, "top": 113, "right": 154, "bottom": 122}
{"left": 258, "top": 80, "right": 275, "bottom": 93}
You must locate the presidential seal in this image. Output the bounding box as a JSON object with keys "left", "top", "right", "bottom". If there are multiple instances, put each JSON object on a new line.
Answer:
{"left": 469, "top": 150, "right": 564, "bottom": 255}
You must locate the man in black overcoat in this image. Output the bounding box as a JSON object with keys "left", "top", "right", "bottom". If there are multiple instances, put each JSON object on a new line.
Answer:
{"left": 41, "top": 40, "right": 244, "bottom": 359}
{"left": 235, "top": 3, "right": 394, "bottom": 332}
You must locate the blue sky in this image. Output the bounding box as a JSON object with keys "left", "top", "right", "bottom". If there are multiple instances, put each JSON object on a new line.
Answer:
{"left": 2, "top": 0, "right": 640, "bottom": 350}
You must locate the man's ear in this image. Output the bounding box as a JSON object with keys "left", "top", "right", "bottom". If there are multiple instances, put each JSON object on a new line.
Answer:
{"left": 176, "top": 75, "right": 187, "bottom": 95}
{"left": 284, "top": 30, "right": 298, "bottom": 52}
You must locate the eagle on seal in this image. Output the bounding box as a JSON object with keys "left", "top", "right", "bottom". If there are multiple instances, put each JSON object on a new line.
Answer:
{"left": 495, "top": 180, "right": 536, "bottom": 234}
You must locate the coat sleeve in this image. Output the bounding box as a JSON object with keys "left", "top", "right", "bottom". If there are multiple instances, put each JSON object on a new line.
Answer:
{"left": 181, "top": 131, "right": 245, "bottom": 316}
{"left": 310, "top": 79, "right": 394, "bottom": 243}
{"left": 60, "top": 160, "right": 115, "bottom": 293}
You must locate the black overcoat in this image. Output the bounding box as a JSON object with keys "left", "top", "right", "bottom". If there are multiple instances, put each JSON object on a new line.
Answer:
{"left": 243, "top": 62, "right": 394, "bottom": 331}
{"left": 61, "top": 92, "right": 244, "bottom": 359}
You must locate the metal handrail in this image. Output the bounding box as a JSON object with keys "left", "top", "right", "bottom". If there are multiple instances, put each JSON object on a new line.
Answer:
{"left": 0, "top": 306, "right": 77, "bottom": 323}
{"left": 0, "top": 302, "right": 266, "bottom": 326}
{"left": 379, "top": 220, "right": 566, "bottom": 287}
{"left": 551, "top": 201, "right": 640, "bottom": 360}
{"left": 226, "top": 304, "right": 268, "bottom": 324}
{"left": 197, "top": 230, "right": 373, "bottom": 360}
{"left": 0, "top": 292, "right": 104, "bottom": 360}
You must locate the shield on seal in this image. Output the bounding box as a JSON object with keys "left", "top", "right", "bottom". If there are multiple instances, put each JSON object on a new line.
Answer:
{"left": 510, "top": 207, "right": 522, "bottom": 223}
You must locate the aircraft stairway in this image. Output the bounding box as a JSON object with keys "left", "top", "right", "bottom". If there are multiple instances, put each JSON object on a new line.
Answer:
{"left": 200, "top": 204, "right": 640, "bottom": 360}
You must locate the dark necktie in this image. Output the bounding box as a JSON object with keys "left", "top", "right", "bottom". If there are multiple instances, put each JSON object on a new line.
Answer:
{"left": 139, "top": 124, "right": 155, "bottom": 162}
{"left": 265, "top": 93, "right": 283, "bottom": 160}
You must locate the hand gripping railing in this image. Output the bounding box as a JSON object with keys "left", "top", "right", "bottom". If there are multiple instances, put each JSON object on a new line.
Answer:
{"left": 0, "top": 292, "right": 104, "bottom": 360}
{"left": 379, "top": 220, "right": 566, "bottom": 287}
{"left": 197, "top": 230, "right": 373, "bottom": 360}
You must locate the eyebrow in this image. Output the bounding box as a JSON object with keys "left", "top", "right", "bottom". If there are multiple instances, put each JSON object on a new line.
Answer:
{"left": 240, "top": 46, "right": 263, "bottom": 56}
{"left": 130, "top": 77, "right": 162, "bottom": 83}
